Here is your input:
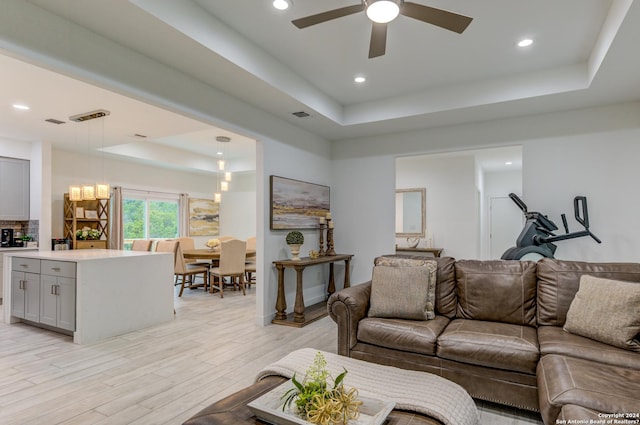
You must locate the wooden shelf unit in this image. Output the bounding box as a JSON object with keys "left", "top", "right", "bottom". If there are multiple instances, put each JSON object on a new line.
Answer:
{"left": 63, "top": 194, "right": 110, "bottom": 249}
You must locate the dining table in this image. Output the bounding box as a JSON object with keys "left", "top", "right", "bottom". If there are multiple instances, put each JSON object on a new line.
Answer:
{"left": 182, "top": 248, "right": 256, "bottom": 262}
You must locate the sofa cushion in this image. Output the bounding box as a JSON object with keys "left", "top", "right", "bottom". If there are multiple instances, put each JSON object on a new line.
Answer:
{"left": 437, "top": 319, "right": 539, "bottom": 374}
{"left": 537, "top": 354, "right": 640, "bottom": 425}
{"left": 368, "top": 259, "right": 437, "bottom": 320}
{"left": 537, "top": 258, "right": 640, "bottom": 326}
{"left": 454, "top": 260, "right": 537, "bottom": 326}
{"left": 563, "top": 275, "right": 640, "bottom": 352}
{"left": 376, "top": 256, "right": 457, "bottom": 318}
{"left": 538, "top": 326, "right": 640, "bottom": 370}
{"left": 358, "top": 316, "right": 450, "bottom": 356}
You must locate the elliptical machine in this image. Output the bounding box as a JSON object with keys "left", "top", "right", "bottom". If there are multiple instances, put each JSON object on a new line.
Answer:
{"left": 501, "top": 193, "right": 601, "bottom": 260}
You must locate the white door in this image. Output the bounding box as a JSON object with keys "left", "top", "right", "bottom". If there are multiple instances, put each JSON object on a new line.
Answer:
{"left": 490, "top": 196, "right": 524, "bottom": 259}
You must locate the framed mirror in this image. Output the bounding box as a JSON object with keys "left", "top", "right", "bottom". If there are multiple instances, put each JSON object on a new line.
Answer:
{"left": 395, "top": 188, "right": 426, "bottom": 237}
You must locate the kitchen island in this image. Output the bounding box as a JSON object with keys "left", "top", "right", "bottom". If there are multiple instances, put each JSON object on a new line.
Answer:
{"left": 3, "top": 249, "right": 174, "bottom": 345}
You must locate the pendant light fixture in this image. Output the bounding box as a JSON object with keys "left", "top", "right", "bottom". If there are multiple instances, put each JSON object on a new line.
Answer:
{"left": 95, "top": 114, "right": 110, "bottom": 199}
{"left": 215, "top": 136, "right": 231, "bottom": 196}
{"left": 68, "top": 110, "right": 111, "bottom": 200}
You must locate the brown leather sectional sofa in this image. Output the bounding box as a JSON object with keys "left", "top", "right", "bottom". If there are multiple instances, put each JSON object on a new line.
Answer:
{"left": 327, "top": 257, "right": 640, "bottom": 424}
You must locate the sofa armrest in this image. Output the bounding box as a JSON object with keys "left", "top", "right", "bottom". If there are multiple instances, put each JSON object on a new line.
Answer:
{"left": 327, "top": 281, "right": 371, "bottom": 356}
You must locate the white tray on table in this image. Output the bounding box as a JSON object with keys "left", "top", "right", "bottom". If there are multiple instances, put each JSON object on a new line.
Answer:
{"left": 247, "top": 380, "right": 395, "bottom": 425}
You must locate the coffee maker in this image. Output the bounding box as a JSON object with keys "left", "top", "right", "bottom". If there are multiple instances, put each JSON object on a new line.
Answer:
{"left": 1, "top": 228, "right": 14, "bottom": 247}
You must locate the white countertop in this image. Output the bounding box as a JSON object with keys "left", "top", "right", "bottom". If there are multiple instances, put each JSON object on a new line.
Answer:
{"left": 0, "top": 247, "right": 39, "bottom": 252}
{"left": 3, "top": 249, "right": 167, "bottom": 261}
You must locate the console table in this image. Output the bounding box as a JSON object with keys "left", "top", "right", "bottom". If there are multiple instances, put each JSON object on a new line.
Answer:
{"left": 395, "top": 247, "right": 444, "bottom": 257}
{"left": 272, "top": 254, "right": 353, "bottom": 327}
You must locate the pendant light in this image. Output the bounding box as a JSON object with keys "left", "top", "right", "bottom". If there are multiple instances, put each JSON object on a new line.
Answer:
{"left": 68, "top": 110, "right": 111, "bottom": 200}
{"left": 95, "top": 115, "right": 110, "bottom": 199}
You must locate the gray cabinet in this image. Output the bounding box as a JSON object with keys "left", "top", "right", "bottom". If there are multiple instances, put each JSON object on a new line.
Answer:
{"left": 39, "top": 260, "right": 76, "bottom": 331}
{"left": 10, "top": 257, "right": 76, "bottom": 332}
{"left": 10, "top": 257, "right": 41, "bottom": 322}
{"left": 0, "top": 157, "right": 30, "bottom": 220}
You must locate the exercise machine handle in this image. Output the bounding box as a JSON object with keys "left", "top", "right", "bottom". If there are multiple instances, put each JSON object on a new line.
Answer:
{"left": 508, "top": 193, "right": 528, "bottom": 213}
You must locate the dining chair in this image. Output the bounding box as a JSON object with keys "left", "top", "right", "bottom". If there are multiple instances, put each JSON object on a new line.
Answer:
{"left": 131, "top": 239, "right": 152, "bottom": 251}
{"left": 178, "top": 236, "right": 210, "bottom": 267}
{"left": 244, "top": 236, "right": 257, "bottom": 287}
{"left": 174, "top": 241, "right": 208, "bottom": 297}
{"left": 218, "top": 235, "right": 237, "bottom": 242}
{"left": 209, "top": 239, "right": 247, "bottom": 298}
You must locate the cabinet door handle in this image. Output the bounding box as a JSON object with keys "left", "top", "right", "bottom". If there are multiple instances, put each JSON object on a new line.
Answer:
{"left": 55, "top": 285, "right": 60, "bottom": 296}
{"left": 20, "top": 280, "right": 25, "bottom": 290}
{"left": 51, "top": 285, "right": 56, "bottom": 295}
{"left": 52, "top": 267, "right": 61, "bottom": 272}
{"left": 20, "top": 264, "right": 27, "bottom": 268}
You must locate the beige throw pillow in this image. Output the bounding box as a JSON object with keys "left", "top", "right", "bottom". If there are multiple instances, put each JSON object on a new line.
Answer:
{"left": 564, "top": 275, "right": 640, "bottom": 352}
{"left": 368, "top": 258, "right": 437, "bottom": 320}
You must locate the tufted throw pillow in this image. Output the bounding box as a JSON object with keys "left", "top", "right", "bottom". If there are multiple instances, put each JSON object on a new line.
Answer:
{"left": 368, "top": 258, "right": 437, "bottom": 320}
{"left": 564, "top": 275, "right": 640, "bottom": 352}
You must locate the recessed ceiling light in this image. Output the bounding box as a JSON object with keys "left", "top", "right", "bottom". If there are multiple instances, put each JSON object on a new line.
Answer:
{"left": 12, "top": 104, "right": 30, "bottom": 110}
{"left": 354, "top": 76, "right": 366, "bottom": 83}
{"left": 518, "top": 39, "right": 533, "bottom": 47}
{"left": 273, "top": 0, "right": 290, "bottom": 11}
{"left": 505, "top": 161, "right": 513, "bottom": 165}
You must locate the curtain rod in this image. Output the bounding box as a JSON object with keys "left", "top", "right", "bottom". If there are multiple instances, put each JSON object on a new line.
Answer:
{"left": 120, "top": 187, "right": 187, "bottom": 197}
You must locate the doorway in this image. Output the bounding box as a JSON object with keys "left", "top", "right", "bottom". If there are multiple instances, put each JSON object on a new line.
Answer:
{"left": 489, "top": 196, "right": 524, "bottom": 259}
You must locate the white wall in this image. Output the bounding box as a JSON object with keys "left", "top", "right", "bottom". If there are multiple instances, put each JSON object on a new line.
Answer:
{"left": 332, "top": 155, "right": 396, "bottom": 285}
{"left": 258, "top": 137, "right": 332, "bottom": 325}
{"left": 523, "top": 128, "right": 640, "bottom": 261}
{"left": 396, "top": 154, "right": 479, "bottom": 260}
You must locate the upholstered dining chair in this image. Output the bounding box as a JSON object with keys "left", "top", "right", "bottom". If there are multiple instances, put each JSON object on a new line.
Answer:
{"left": 209, "top": 239, "right": 247, "bottom": 298}
{"left": 244, "top": 236, "right": 257, "bottom": 287}
{"left": 218, "top": 235, "right": 237, "bottom": 243}
{"left": 131, "top": 239, "right": 152, "bottom": 251}
{"left": 174, "top": 241, "right": 208, "bottom": 297}
{"left": 178, "top": 236, "right": 210, "bottom": 267}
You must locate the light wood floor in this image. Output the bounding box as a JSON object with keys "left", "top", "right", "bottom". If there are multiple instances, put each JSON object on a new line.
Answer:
{"left": 0, "top": 286, "right": 543, "bottom": 425}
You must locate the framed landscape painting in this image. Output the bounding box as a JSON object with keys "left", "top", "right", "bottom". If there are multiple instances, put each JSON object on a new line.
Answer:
{"left": 270, "top": 176, "right": 330, "bottom": 229}
{"left": 189, "top": 198, "right": 219, "bottom": 236}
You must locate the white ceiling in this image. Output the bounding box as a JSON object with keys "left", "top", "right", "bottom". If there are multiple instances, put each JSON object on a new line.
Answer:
{"left": 2, "top": 0, "right": 640, "bottom": 173}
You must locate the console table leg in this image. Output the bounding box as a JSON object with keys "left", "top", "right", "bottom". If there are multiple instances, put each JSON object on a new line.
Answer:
{"left": 344, "top": 258, "right": 351, "bottom": 288}
{"left": 293, "top": 266, "right": 305, "bottom": 323}
{"left": 274, "top": 265, "right": 287, "bottom": 320}
{"left": 328, "top": 263, "right": 336, "bottom": 296}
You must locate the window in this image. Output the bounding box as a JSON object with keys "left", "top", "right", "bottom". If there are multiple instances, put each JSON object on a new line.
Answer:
{"left": 123, "top": 192, "right": 179, "bottom": 248}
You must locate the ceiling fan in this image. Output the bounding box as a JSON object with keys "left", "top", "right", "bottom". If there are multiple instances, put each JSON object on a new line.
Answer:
{"left": 292, "top": 0, "right": 473, "bottom": 59}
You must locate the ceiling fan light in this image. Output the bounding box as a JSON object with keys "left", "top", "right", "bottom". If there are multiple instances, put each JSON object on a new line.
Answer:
{"left": 273, "top": 0, "right": 290, "bottom": 11}
{"left": 366, "top": 0, "right": 399, "bottom": 24}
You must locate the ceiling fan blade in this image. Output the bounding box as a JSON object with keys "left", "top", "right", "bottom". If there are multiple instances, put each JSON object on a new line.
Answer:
{"left": 292, "top": 4, "right": 365, "bottom": 29}
{"left": 368, "top": 22, "right": 387, "bottom": 58}
{"left": 401, "top": 2, "right": 472, "bottom": 34}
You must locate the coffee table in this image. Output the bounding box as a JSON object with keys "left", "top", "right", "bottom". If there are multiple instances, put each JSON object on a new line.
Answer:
{"left": 182, "top": 375, "right": 443, "bottom": 425}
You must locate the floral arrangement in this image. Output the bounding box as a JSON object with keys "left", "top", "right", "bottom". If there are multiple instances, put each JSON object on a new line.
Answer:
{"left": 206, "top": 238, "right": 221, "bottom": 249}
{"left": 76, "top": 227, "right": 101, "bottom": 240}
{"left": 286, "top": 230, "right": 304, "bottom": 245}
{"left": 282, "top": 352, "right": 362, "bottom": 425}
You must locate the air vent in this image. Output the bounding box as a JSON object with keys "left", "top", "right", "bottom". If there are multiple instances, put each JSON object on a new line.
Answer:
{"left": 292, "top": 111, "right": 310, "bottom": 118}
{"left": 69, "top": 109, "right": 110, "bottom": 122}
{"left": 45, "top": 118, "right": 65, "bottom": 125}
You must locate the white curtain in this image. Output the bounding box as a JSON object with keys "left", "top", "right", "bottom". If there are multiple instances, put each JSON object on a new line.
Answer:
{"left": 110, "top": 186, "right": 124, "bottom": 250}
{"left": 179, "top": 193, "right": 189, "bottom": 236}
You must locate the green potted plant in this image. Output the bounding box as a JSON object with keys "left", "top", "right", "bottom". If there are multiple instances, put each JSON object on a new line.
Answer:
{"left": 286, "top": 230, "right": 304, "bottom": 261}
